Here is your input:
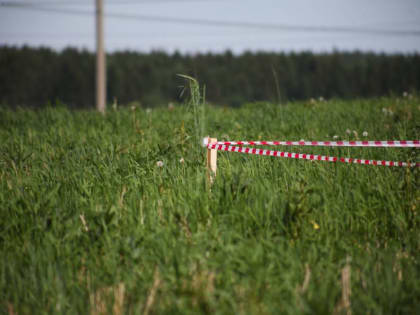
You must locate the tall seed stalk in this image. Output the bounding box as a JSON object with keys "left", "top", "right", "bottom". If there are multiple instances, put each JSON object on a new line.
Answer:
{"left": 178, "top": 74, "right": 206, "bottom": 157}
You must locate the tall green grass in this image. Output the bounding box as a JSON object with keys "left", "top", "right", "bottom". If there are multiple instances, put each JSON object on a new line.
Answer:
{"left": 0, "top": 90, "right": 419, "bottom": 314}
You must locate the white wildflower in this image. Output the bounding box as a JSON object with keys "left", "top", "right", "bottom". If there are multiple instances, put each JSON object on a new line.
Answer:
{"left": 168, "top": 102, "right": 174, "bottom": 111}
{"left": 362, "top": 131, "right": 368, "bottom": 137}
{"left": 353, "top": 130, "right": 358, "bottom": 137}
{"left": 403, "top": 91, "right": 408, "bottom": 98}
{"left": 319, "top": 96, "right": 325, "bottom": 102}
{"left": 333, "top": 135, "right": 339, "bottom": 139}
{"left": 156, "top": 161, "right": 164, "bottom": 167}
{"left": 382, "top": 107, "right": 394, "bottom": 116}
{"left": 146, "top": 108, "right": 152, "bottom": 114}
{"left": 130, "top": 105, "right": 136, "bottom": 111}
{"left": 179, "top": 157, "right": 184, "bottom": 163}
{"left": 346, "top": 129, "right": 351, "bottom": 135}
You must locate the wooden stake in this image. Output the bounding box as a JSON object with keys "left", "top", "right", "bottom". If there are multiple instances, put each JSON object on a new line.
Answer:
{"left": 206, "top": 137, "right": 217, "bottom": 184}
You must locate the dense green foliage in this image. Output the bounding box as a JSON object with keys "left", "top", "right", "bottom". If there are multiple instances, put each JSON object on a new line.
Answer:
{"left": 1, "top": 46, "right": 420, "bottom": 108}
{"left": 1, "top": 88, "right": 419, "bottom": 314}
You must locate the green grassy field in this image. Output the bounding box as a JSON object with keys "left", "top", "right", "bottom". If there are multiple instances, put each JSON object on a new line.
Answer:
{"left": 1, "top": 86, "right": 419, "bottom": 314}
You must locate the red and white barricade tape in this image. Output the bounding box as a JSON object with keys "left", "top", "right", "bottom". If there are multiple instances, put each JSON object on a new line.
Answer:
{"left": 215, "top": 140, "right": 420, "bottom": 148}
{"left": 206, "top": 144, "right": 419, "bottom": 168}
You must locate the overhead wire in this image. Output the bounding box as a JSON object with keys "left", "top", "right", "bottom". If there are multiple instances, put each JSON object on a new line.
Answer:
{"left": 1, "top": 1, "right": 420, "bottom": 37}
{"left": 106, "top": 12, "right": 420, "bottom": 37}
{"left": 0, "top": 0, "right": 222, "bottom": 6}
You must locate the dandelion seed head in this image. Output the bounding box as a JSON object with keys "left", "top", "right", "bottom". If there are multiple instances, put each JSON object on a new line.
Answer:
{"left": 156, "top": 161, "right": 164, "bottom": 167}
{"left": 362, "top": 131, "right": 368, "bottom": 137}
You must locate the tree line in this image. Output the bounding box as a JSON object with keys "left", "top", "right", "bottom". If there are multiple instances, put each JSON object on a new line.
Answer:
{"left": 1, "top": 46, "right": 419, "bottom": 108}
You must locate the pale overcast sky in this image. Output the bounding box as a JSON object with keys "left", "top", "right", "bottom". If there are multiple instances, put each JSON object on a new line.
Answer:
{"left": 1, "top": 0, "right": 420, "bottom": 54}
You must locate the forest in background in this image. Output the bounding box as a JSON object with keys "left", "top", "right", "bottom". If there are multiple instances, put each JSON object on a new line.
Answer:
{"left": 1, "top": 46, "right": 419, "bottom": 108}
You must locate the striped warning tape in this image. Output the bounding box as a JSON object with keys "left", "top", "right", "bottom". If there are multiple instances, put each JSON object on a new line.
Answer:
{"left": 216, "top": 140, "right": 420, "bottom": 148}
{"left": 207, "top": 144, "right": 419, "bottom": 168}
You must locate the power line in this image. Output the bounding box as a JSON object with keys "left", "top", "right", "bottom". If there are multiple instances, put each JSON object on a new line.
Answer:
{"left": 3, "top": 5, "right": 93, "bottom": 17}
{"left": 0, "top": 0, "right": 221, "bottom": 6}
{"left": 107, "top": 13, "right": 420, "bottom": 37}
{"left": 3, "top": 3, "right": 420, "bottom": 37}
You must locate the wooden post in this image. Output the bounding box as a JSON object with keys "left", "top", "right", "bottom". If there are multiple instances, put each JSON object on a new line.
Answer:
{"left": 96, "top": 0, "right": 106, "bottom": 113}
{"left": 206, "top": 137, "right": 217, "bottom": 184}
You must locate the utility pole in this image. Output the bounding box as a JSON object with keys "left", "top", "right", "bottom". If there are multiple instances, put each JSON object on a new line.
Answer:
{"left": 96, "top": 0, "right": 106, "bottom": 113}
